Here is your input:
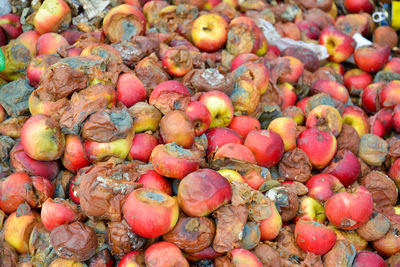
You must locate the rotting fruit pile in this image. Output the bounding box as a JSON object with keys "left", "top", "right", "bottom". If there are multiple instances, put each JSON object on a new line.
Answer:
{"left": 1, "top": 0, "right": 400, "bottom": 266}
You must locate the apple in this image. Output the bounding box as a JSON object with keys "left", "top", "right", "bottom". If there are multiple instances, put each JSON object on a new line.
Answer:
{"left": 352, "top": 251, "right": 386, "bottom": 267}
{"left": 62, "top": 135, "right": 90, "bottom": 173}
{"left": 10, "top": 142, "right": 60, "bottom": 180}
{"left": 145, "top": 242, "right": 189, "bottom": 267}
{"left": 149, "top": 80, "right": 191, "bottom": 115}
{"left": 199, "top": 90, "right": 234, "bottom": 128}
{"left": 229, "top": 248, "right": 263, "bottom": 267}
{"left": 259, "top": 198, "right": 282, "bottom": 241}
{"left": 128, "top": 133, "right": 159, "bottom": 163}
{"left": 361, "top": 82, "right": 384, "bottom": 114}
{"left": 0, "top": 14, "right": 22, "bottom": 40}
{"left": 374, "top": 26, "right": 398, "bottom": 49}
{"left": 306, "top": 105, "right": 342, "bottom": 136}
{"left": 373, "top": 225, "right": 400, "bottom": 258}
{"left": 36, "top": 33, "right": 69, "bottom": 55}
{"left": 342, "top": 105, "right": 370, "bottom": 137}
{"left": 129, "top": 102, "right": 162, "bottom": 133}
{"left": 297, "top": 128, "right": 337, "bottom": 169}
{"left": 311, "top": 80, "right": 349, "bottom": 104}
{"left": 123, "top": 188, "right": 179, "bottom": 238}
{"left": 295, "top": 196, "right": 325, "bottom": 223}
{"left": 324, "top": 62, "right": 345, "bottom": 75}
{"left": 205, "top": 127, "right": 243, "bottom": 156}
{"left": 384, "top": 57, "right": 400, "bottom": 74}
{"left": 354, "top": 43, "right": 391, "bottom": 73}
{"left": 294, "top": 220, "right": 336, "bottom": 255}
{"left": 306, "top": 173, "right": 344, "bottom": 202}
{"left": 380, "top": 80, "right": 400, "bottom": 109}
{"left": 185, "top": 101, "right": 212, "bottom": 136}
{"left": 320, "top": 26, "right": 355, "bottom": 63}
{"left": 160, "top": 110, "right": 195, "bottom": 148}
{"left": 33, "top": 0, "right": 71, "bottom": 34}
{"left": 296, "top": 20, "right": 320, "bottom": 40}
{"left": 191, "top": 13, "right": 228, "bottom": 53}
{"left": 117, "top": 73, "right": 146, "bottom": 108}
{"left": 177, "top": 169, "right": 232, "bottom": 217}
{"left": 244, "top": 129, "right": 284, "bottom": 168}
{"left": 150, "top": 143, "right": 201, "bottom": 179}
{"left": 0, "top": 173, "right": 37, "bottom": 214}
{"left": 214, "top": 143, "right": 256, "bottom": 163}
{"left": 231, "top": 53, "right": 260, "bottom": 71}
{"left": 282, "top": 106, "right": 305, "bottom": 125}
{"left": 228, "top": 115, "right": 260, "bottom": 139}
{"left": 137, "top": 170, "right": 172, "bottom": 195}
{"left": 356, "top": 212, "right": 390, "bottom": 242}
{"left": 102, "top": 4, "right": 146, "bottom": 43}
{"left": 278, "top": 83, "right": 297, "bottom": 110}
{"left": 322, "top": 149, "right": 361, "bottom": 187}
{"left": 232, "top": 62, "right": 269, "bottom": 94}
{"left": 344, "top": 0, "right": 374, "bottom": 13}
{"left": 267, "top": 117, "right": 297, "bottom": 151}
{"left": 230, "top": 78, "right": 260, "bottom": 114}
{"left": 343, "top": 68, "right": 373, "bottom": 96}
{"left": 41, "top": 198, "right": 81, "bottom": 231}
{"left": 118, "top": 251, "right": 145, "bottom": 267}
{"left": 218, "top": 169, "right": 245, "bottom": 183}
{"left": 325, "top": 186, "right": 373, "bottom": 230}
{"left": 161, "top": 46, "right": 193, "bottom": 77}
{"left": 26, "top": 54, "right": 60, "bottom": 87}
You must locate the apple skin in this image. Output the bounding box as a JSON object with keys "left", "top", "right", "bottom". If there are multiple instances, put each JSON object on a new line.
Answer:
{"left": 296, "top": 20, "right": 320, "bottom": 40}
{"left": 374, "top": 26, "right": 398, "bottom": 49}
{"left": 244, "top": 129, "right": 284, "bottom": 168}
{"left": 149, "top": 143, "right": 201, "bottom": 179}
{"left": 118, "top": 251, "right": 145, "bottom": 267}
{"left": 325, "top": 186, "right": 373, "bottom": 230}
{"left": 137, "top": 170, "right": 172, "bottom": 195}
{"left": 258, "top": 198, "right": 282, "bottom": 241}
{"left": 214, "top": 143, "right": 256, "bottom": 163}
{"left": 342, "top": 105, "right": 370, "bottom": 137}
{"left": 3, "top": 208, "right": 40, "bottom": 254}
{"left": 325, "top": 62, "right": 345, "bottom": 76}
{"left": 231, "top": 53, "right": 260, "bottom": 71}
{"left": 389, "top": 158, "right": 400, "bottom": 190}
{"left": 27, "top": 54, "right": 60, "bottom": 87}
{"left": 102, "top": 4, "right": 146, "bottom": 43}
{"left": 306, "top": 174, "right": 344, "bottom": 202}
{"left": 306, "top": 105, "right": 342, "bottom": 137}
{"left": 123, "top": 188, "right": 179, "bottom": 239}
{"left": 294, "top": 220, "right": 336, "bottom": 255}
{"left": 352, "top": 251, "right": 386, "bottom": 267}
{"left": 344, "top": 0, "right": 374, "bottom": 13}
{"left": 278, "top": 83, "right": 297, "bottom": 110}
{"left": 320, "top": 26, "right": 355, "bottom": 63}
{"left": 206, "top": 127, "right": 243, "bottom": 156}
{"left": 384, "top": 57, "right": 400, "bottom": 74}
{"left": 322, "top": 149, "right": 361, "bottom": 187}
{"left": 187, "top": 246, "right": 223, "bottom": 261}
{"left": 311, "top": 80, "right": 349, "bottom": 104}
{"left": 33, "top": 0, "right": 71, "bottom": 34}
{"left": 229, "top": 248, "right": 263, "bottom": 267}
{"left": 232, "top": 62, "right": 270, "bottom": 94}
{"left": 0, "top": 173, "right": 37, "bottom": 214}
{"left": 277, "top": 56, "right": 304, "bottom": 84}
{"left": 199, "top": 90, "right": 234, "bottom": 128}
{"left": 185, "top": 101, "right": 212, "bottom": 136}
{"left": 40, "top": 198, "right": 80, "bottom": 231}
{"left": 297, "top": 128, "right": 337, "bottom": 169}
{"left": 62, "top": 135, "right": 90, "bottom": 173}
{"left": 21, "top": 114, "right": 65, "bottom": 161}
{"left": 295, "top": 196, "right": 326, "bottom": 223}
{"left": 361, "top": 82, "right": 384, "bottom": 114}
{"left": 380, "top": 80, "right": 400, "bottom": 109}
{"left": 128, "top": 133, "right": 159, "bottom": 163}
{"left": 218, "top": 169, "right": 245, "bottom": 183}
{"left": 377, "top": 107, "right": 395, "bottom": 135}
{"left": 268, "top": 117, "right": 297, "bottom": 151}
{"left": 343, "top": 68, "right": 373, "bottom": 95}
{"left": 354, "top": 43, "right": 391, "bottom": 73}
{"left": 0, "top": 14, "right": 22, "bottom": 40}
{"left": 161, "top": 46, "right": 193, "bottom": 77}
{"left": 149, "top": 80, "right": 191, "bottom": 115}
{"left": 191, "top": 13, "right": 228, "bottom": 53}
{"left": 160, "top": 110, "right": 195, "bottom": 148}
{"left": 373, "top": 225, "right": 400, "bottom": 258}
{"left": 177, "top": 169, "right": 232, "bottom": 217}
{"left": 117, "top": 73, "right": 146, "bottom": 108}
{"left": 36, "top": 33, "right": 69, "bottom": 55}
{"left": 10, "top": 142, "right": 60, "bottom": 180}
{"left": 228, "top": 115, "right": 260, "bottom": 139}
{"left": 83, "top": 130, "right": 134, "bottom": 163}
{"left": 145, "top": 242, "right": 189, "bottom": 267}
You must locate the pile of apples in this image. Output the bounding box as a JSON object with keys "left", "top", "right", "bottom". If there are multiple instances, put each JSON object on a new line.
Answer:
{"left": 1, "top": 0, "right": 400, "bottom": 266}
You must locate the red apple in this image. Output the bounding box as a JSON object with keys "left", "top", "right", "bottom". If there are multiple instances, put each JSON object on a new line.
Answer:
{"left": 128, "top": 133, "right": 159, "bottom": 163}
{"left": 344, "top": 0, "right": 374, "bottom": 14}
{"left": 123, "top": 188, "right": 179, "bottom": 238}
{"left": 244, "top": 129, "right": 284, "bottom": 168}
{"left": 354, "top": 43, "right": 391, "bottom": 73}
{"left": 306, "top": 173, "right": 344, "bottom": 202}
{"left": 296, "top": 20, "right": 320, "bottom": 40}
{"left": 343, "top": 68, "right": 373, "bottom": 95}
{"left": 295, "top": 196, "right": 326, "bottom": 223}
{"left": 0, "top": 14, "right": 22, "bottom": 40}
{"left": 177, "top": 169, "right": 232, "bottom": 217}
{"left": 161, "top": 46, "right": 193, "bottom": 77}
{"left": 41, "top": 198, "right": 81, "bottom": 231}
{"left": 361, "top": 82, "right": 384, "bottom": 114}
{"left": 137, "top": 170, "right": 172, "bottom": 195}
{"left": 322, "top": 149, "right": 361, "bottom": 187}
{"left": 294, "top": 220, "right": 336, "bottom": 255}
{"left": 311, "top": 79, "right": 349, "bottom": 104}
{"left": 229, "top": 248, "right": 263, "bottom": 267}
{"left": 352, "top": 251, "right": 386, "bottom": 267}
{"left": 206, "top": 127, "right": 243, "bottom": 156}
{"left": 33, "top": 0, "right": 71, "bottom": 34}
{"left": 62, "top": 135, "right": 90, "bottom": 173}
{"left": 380, "top": 80, "right": 400, "bottom": 109}
{"left": 268, "top": 117, "right": 297, "bottom": 151}
{"left": 185, "top": 101, "right": 212, "bottom": 136}
{"left": 342, "top": 105, "right": 370, "bottom": 137}
{"left": 36, "top": 33, "right": 69, "bottom": 55}
{"left": 160, "top": 110, "right": 195, "bottom": 148}
{"left": 231, "top": 53, "right": 260, "bottom": 71}
{"left": 214, "top": 143, "right": 256, "bottom": 163}
{"left": 145, "top": 242, "right": 189, "bottom": 267}
{"left": 117, "top": 73, "right": 146, "bottom": 108}
{"left": 325, "top": 186, "right": 373, "bottom": 230}
{"left": 118, "top": 251, "right": 145, "bottom": 267}
{"left": 199, "top": 90, "right": 234, "bottom": 128}
{"left": 297, "top": 128, "right": 337, "bottom": 169}
{"left": 228, "top": 115, "right": 260, "bottom": 139}
{"left": 320, "top": 26, "right": 355, "bottom": 63}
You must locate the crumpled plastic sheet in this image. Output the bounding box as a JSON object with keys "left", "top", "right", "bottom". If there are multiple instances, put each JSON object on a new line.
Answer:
{"left": 257, "top": 19, "right": 329, "bottom": 60}
{"left": 72, "top": 0, "right": 110, "bottom": 25}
